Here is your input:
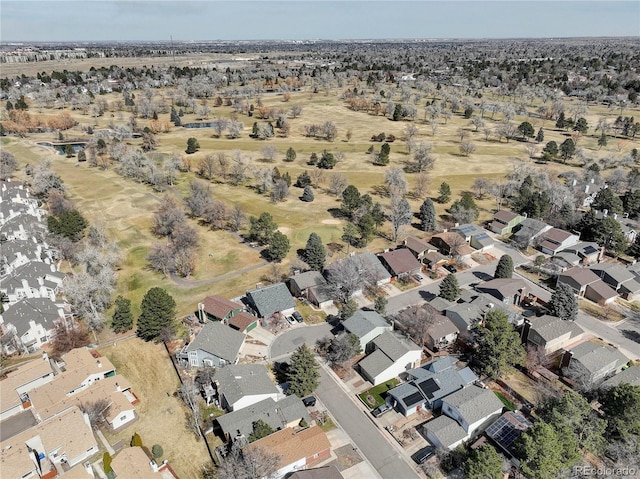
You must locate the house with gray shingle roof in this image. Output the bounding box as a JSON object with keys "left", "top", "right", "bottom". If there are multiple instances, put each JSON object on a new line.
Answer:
{"left": 245, "top": 283, "right": 295, "bottom": 319}
{"left": 525, "top": 314, "right": 585, "bottom": 354}
{"left": 452, "top": 224, "right": 495, "bottom": 251}
{"left": 589, "top": 263, "right": 640, "bottom": 301}
{"left": 560, "top": 241, "right": 604, "bottom": 265}
{"left": 601, "top": 366, "right": 640, "bottom": 389}
{"left": 512, "top": 218, "right": 552, "bottom": 248}
{"left": 212, "top": 364, "right": 279, "bottom": 412}
{"left": 441, "top": 385, "right": 504, "bottom": 435}
{"left": 537, "top": 227, "right": 580, "bottom": 255}
{"left": 287, "top": 271, "right": 333, "bottom": 308}
{"left": 475, "top": 278, "right": 526, "bottom": 306}
{"left": 423, "top": 414, "right": 468, "bottom": 450}
{"left": 0, "top": 215, "right": 47, "bottom": 242}
{"left": 357, "top": 332, "right": 421, "bottom": 385}
{"left": 562, "top": 341, "right": 630, "bottom": 386}
{"left": 556, "top": 266, "right": 618, "bottom": 305}
{"left": 0, "top": 298, "right": 67, "bottom": 353}
{"left": 215, "top": 396, "right": 311, "bottom": 442}
{"left": 178, "top": 321, "right": 245, "bottom": 368}
{"left": 342, "top": 310, "right": 392, "bottom": 352}
{"left": 0, "top": 262, "right": 65, "bottom": 305}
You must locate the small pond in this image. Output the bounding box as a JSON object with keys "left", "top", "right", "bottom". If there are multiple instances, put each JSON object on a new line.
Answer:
{"left": 37, "top": 142, "right": 87, "bottom": 155}
{"left": 182, "top": 122, "right": 219, "bottom": 129}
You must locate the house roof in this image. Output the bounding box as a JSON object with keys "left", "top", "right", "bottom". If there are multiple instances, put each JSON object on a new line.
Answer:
{"left": 423, "top": 251, "right": 447, "bottom": 265}
{"left": 202, "top": 295, "right": 243, "bottom": 319}
{"left": 558, "top": 266, "right": 601, "bottom": 287}
{"left": 0, "top": 406, "right": 97, "bottom": 479}
{"left": 476, "top": 278, "right": 526, "bottom": 299}
{"left": 513, "top": 218, "right": 549, "bottom": 239}
{"left": 561, "top": 241, "right": 601, "bottom": 257}
{"left": 568, "top": 341, "right": 629, "bottom": 375}
{"left": 493, "top": 210, "right": 521, "bottom": 223}
{"left": 424, "top": 415, "right": 468, "bottom": 448}
{"left": 288, "top": 271, "right": 327, "bottom": 291}
{"left": 0, "top": 297, "right": 65, "bottom": 335}
{"left": 403, "top": 236, "right": 436, "bottom": 254}
{"left": 529, "top": 314, "right": 584, "bottom": 342}
{"left": 246, "top": 283, "right": 295, "bottom": 317}
{"left": 216, "top": 396, "right": 311, "bottom": 438}
{"left": 358, "top": 349, "right": 394, "bottom": 380}
{"left": 343, "top": 310, "right": 390, "bottom": 339}
{"left": 543, "top": 227, "right": 575, "bottom": 243}
{"left": 213, "top": 364, "right": 278, "bottom": 407}
{"left": 228, "top": 312, "right": 258, "bottom": 332}
{"left": 288, "top": 465, "right": 343, "bottom": 479}
{"left": 586, "top": 280, "right": 618, "bottom": 302}
{"left": 0, "top": 357, "right": 54, "bottom": 413}
{"left": 428, "top": 296, "right": 452, "bottom": 312}
{"left": 33, "top": 375, "right": 133, "bottom": 423}
{"left": 452, "top": 223, "right": 485, "bottom": 237}
{"left": 387, "top": 382, "right": 425, "bottom": 409}
{"left": 186, "top": 321, "right": 246, "bottom": 363}
{"left": 371, "top": 331, "right": 421, "bottom": 361}
{"left": 427, "top": 315, "right": 459, "bottom": 341}
{"left": 378, "top": 248, "right": 421, "bottom": 275}
{"left": 402, "top": 356, "right": 477, "bottom": 405}
{"left": 112, "top": 447, "right": 177, "bottom": 479}
{"left": 353, "top": 252, "right": 392, "bottom": 282}
{"left": 445, "top": 303, "right": 483, "bottom": 328}
{"left": 443, "top": 385, "right": 504, "bottom": 426}
{"left": 590, "top": 263, "right": 636, "bottom": 284}
{"left": 246, "top": 426, "right": 330, "bottom": 470}
{"left": 486, "top": 411, "right": 532, "bottom": 455}
{"left": 553, "top": 251, "right": 581, "bottom": 266}
{"left": 620, "top": 278, "right": 640, "bottom": 295}
{"left": 601, "top": 366, "right": 640, "bottom": 389}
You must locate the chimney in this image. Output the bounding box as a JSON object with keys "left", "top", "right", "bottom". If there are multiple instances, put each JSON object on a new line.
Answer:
{"left": 572, "top": 179, "right": 577, "bottom": 186}
{"left": 96, "top": 360, "right": 102, "bottom": 368}
{"left": 584, "top": 184, "right": 590, "bottom": 194}
{"left": 613, "top": 213, "right": 618, "bottom": 220}
{"left": 560, "top": 351, "right": 573, "bottom": 370}
{"left": 42, "top": 352, "right": 48, "bottom": 361}
{"left": 603, "top": 209, "right": 608, "bottom": 217}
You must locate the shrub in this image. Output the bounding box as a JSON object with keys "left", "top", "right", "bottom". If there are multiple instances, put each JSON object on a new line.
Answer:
{"left": 152, "top": 444, "right": 163, "bottom": 458}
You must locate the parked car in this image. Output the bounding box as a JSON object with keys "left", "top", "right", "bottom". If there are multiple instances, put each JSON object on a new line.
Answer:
{"left": 286, "top": 315, "right": 296, "bottom": 324}
{"left": 292, "top": 311, "right": 303, "bottom": 323}
{"left": 302, "top": 396, "right": 317, "bottom": 407}
{"left": 413, "top": 273, "right": 424, "bottom": 282}
{"left": 372, "top": 403, "right": 391, "bottom": 417}
{"left": 444, "top": 264, "right": 457, "bottom": 273}
{"left": 413, "top": 446, "right": 435, "bottom": 464}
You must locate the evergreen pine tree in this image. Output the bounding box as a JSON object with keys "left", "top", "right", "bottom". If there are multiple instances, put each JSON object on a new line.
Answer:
{"left": 419, "top": 198, "right": 437, "bottom": 231}
{"left": 475, "top": 309, "right": 526, "bottom": 379}
{"left": 136, "top": 287, "right": 176, "bottom": 341}
{"left": 494, "top": 254, "right": 514, "bottom": 279}
{"left": 303, "top": 232, "right": 326, "bottom": 271}
{"left": 287, "top": 344, "right": 319, "bottom": 397}
{"left": 548, "top": 283, "right": 578, "bottom": 321}
{"left": 111, "top": 295, "right": 133, "bottom": 333}
{"left": 301, "top": 186, "right": 315, "bottom": 202}
{"left": 437, "top": 182, "right": 451, "bottom": 203}
{"left": 131, "top": 432, "right": 143, "bottom": 447}
{"left": 535, "top": 128, "right": 544, "bottom": 143}
{"left": 440, "top": 273, "right": 460, "bottom": 301}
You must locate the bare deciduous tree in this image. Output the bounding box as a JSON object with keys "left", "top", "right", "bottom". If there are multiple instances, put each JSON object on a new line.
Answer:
{"left": 152, "top": 195, "right": 186, "bottom": 237}
{"left": 216, "top": 443, "right": 281, "bottom": 479}
{"left": 80, "top": 399, "right": 111, "bottom": 428}
{"left": 328, "top": 173, "right": 348, "bottom": 197}
{"left": 384, "top": 168, "right": 408, "bottom": 197}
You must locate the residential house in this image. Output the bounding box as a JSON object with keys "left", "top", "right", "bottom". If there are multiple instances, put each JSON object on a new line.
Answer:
{"left": 537, "top": 228, "right": 580, "bottom": 255}
{"left": 178, "top": 321, "right": 246, "bottom": 368}
{"left": 0, "top": 406, "right": 99, "bottom": 477}
{"left": 387, "top": 356, "right": 477, "bottom": 416}
{"left": 288, "top": 465, "right": 343, "bottom": 479}
{"left": 589, "top": 263, "right": 640, "bottom": 301}
{"left": 215, "top": 396, "right": 311, "bottom": 442}
{"left": 0, "top": 262, "right": 65, "bottom": 305}
{"left": 560, "top": 241, "right": 604, "bottom": 265}
{"left": 0, "top": 298, "right": 67, "bottom": 353}
{"left": 551, "top": 251, "right": 582, "bottom": 271}
{"left": 287, "top": 271, "right": 333, "bottom": 308}
{"left": 200, "top": 295, "right": 244, "bottom": 322}
{"left": 422, "top": 251, "right": 448, "bottom": 271}
{"left": 402, "top": 236, "right": 438, "bottom": 260}
{"left": 342, "top": 310, "right": 392, "bottom": 352}
{"left": 430, "top": 232, "right": 474, "bottom": 259}
{"left": 451, "top": 224, "right": 495, "bottom": 251}
{"left": 424, "top": 315, "right": 459, "bottom": 351}
{"left": 212, "top": 364, "right": 279, "bottom": 412}
{"left": 228, "top": 312, "right": 259, "bottom": 334}
{"left": 511, "top": 218, "right": 552, "bottom": 248}
{"left": 0, "top": 238, "right": 53, "bottom": 276}
{"left": 489, "top": 210, "right": 526, "bottom": 236}
{"left": 445, "top": 302, "right": 484, "bottom": 332}
{"left": 475, "top": 278, "right": 526, "bottom": 306}
{"left": 244, "top": 426, "right": 331, "bottom": 479}
{"left": 601, "top": 366, "right": 640, "bottom": 389}
{"left": 245, "top": 283, "right": 295, "bottom": 319}
{"left": 30, "top": 375, "right": 137, "bottom": 431}
{"left": 562, "top": 341, "right": 630, "bottom": 386}
{"left": 524, "top": 315, "right": 585, "bottom": 354}
{"left": 358, "top": 332, "right": 422, "bottom": 385}
{"left": 486, "top": 411, "right": 532, "bottom": 464}
{"left": 0, "top": 355, "right": 55, "bottom": 421}
{"left": 352, "top": 252, "right": 392, "bottom": 286}
{"left": 111, "top": 446, "right": 179, "bottom": 479}
{"left": 0, "top": 215, "right": 47, "bottom": 242}
{"left": 378, "top": 248, "right": 422, "bottom": 279}
{"left": 423, "top": 385, "right": 503, "bottom": 450}
{"left": 556, "top": 266, "right": 618, "bottom": 306}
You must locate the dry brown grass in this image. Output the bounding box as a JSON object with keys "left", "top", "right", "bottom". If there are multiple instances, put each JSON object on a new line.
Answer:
{"left": 99, "top": 338, "right": 211, "bottom": 478}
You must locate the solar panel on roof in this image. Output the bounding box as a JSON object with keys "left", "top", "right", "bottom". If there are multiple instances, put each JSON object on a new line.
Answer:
{"left": 404, "top": 391, "right": 425, "bottom": 407}
{"left": 583, "top": 246, "right": 598, "bottom": 254}
{"left": 417, "top": 378, "right": 440, "bottom": 399}
{"left": 486, "top": 416, "right": 528, "bottom": 451}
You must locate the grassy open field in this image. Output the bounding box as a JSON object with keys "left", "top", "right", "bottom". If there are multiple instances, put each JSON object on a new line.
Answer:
{"left": 2, "top": 71, "right": 639, "bottom": 336}
{"left": 99, "top": 338, "right": 211, "bottom": 478}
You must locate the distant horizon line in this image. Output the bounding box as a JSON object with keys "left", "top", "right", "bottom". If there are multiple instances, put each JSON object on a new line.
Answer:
{"left": 2, "top": 35, "right": 639, "bottom": 45}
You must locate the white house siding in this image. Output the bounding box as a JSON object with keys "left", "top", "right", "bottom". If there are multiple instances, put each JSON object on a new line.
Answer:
{"left": 275, "top": 458, "right": 306, "bottom": 479}
{"left": 0, "top": 403, "right": 24, "bottom": 421}
{"left": 110, "top": 409, "right": 136, "bottom": 430}
{"left": 368, "top": 350, "right": 422, "bottom": 386}
{"left": 424, "top": 428, "right": 466, "bottom": 450}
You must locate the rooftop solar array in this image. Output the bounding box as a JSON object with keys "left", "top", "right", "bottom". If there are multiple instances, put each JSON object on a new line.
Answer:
{"left": 486, "top": 413, "right": 532, "bottom": 452}
{"left": 417, "top": 378, "right": 440, "bottom": 399}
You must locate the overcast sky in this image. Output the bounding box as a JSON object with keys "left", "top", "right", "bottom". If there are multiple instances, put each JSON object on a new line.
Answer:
{"left": 1, "top": 1, "right": 638, "bottom": 43}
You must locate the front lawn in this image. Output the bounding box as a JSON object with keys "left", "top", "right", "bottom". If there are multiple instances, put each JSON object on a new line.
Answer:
{"left": 358, "top": 379, "right": 399, "bottom": 409}
{"left": 494, "top": 391, "right": 517, "bottom": 411}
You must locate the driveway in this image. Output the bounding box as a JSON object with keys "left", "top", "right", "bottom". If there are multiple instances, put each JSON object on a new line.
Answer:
{"left": 269, "top": 322, "right": 333, "bottom": 360}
